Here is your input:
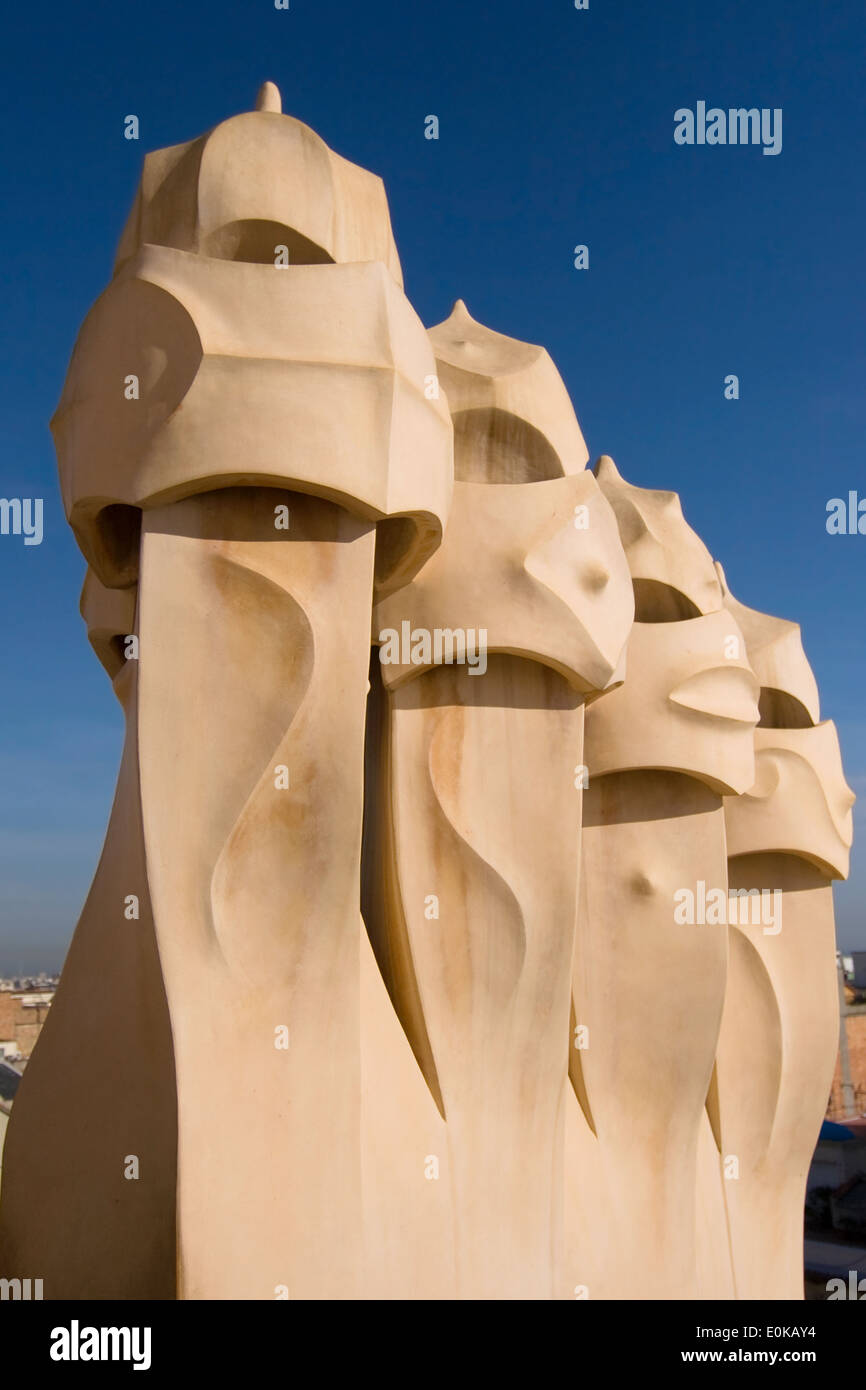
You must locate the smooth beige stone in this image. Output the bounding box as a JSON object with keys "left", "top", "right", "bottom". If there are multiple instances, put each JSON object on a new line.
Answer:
{"left": 716, "top": 561, "right": 820, "bottom": 726}
{"left": 3, "top": 86, "right": 849, "bottom": 1301}
{"left": 53, "top": 250, "right": 452, "bottom": 597}
{"left": 79, "top": 567, "right": 137, "bottom": 683}
{"left": 584, "top": 611, "right": 760, "bottom": 795}
{"left": 135, "top": 488, "right": 377, "bottom": 1298}
{"left": 707, "top": 854, "right": 840, "bottom": 1299}
{"left": 693, "top": 1107, "right": 737, "bottom": 1301}
{"left": 725, "top": 723, "right": 853, "bottom": 877}
{"left": 115, "top": 84, "right": 404, "bottom": 285}
{"left": 7, "top": 534, "right": 455, "bottom": 1301}
{"left": 567, "top": 771, "right": 730, "bottom": 1299}
{"left": 565, "top": 482, "right": 757, "bottom": 1298}
{"left": 594, "top": 455, "right": 723, "bottom": 618}
{"left": 0, "top": 619, "right": 176, "bottom": 1298}
{"left": 696, "top": 572, "right": 854, "bottom": 1299}
{"left": 428, "top": 299, "right": 590, "bottom": 479}
{"left": 128, "top": 487, "right": 451, "bottom": 1300}
{"left": 5, "top": 88, "right": 460, "bottom": 1300}
{"left": 374, "top": 472, "right": 633, "bottom": 692}
{"left": 705, "top": 736, "right": 853, "bottom": 1298}
{"left": 366, "top": 658, "right": 585, "bottom": 1298}
{"left": 358, "top": 914, "right": 457, "bottom": 1300}
{"left": 367, "top": 310, "right": 633, "bottom": 1298}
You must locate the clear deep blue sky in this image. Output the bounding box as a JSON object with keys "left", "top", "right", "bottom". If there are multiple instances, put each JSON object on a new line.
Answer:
{"left": 1, "top": 0, "right": 864, "bottom": 971}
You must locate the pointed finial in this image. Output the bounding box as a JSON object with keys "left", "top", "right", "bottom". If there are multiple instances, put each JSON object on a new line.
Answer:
{"left": 256, "top": 81, "right": 282, "bottom": 114}
{"left": 593, "top": 454, "right": 621, "bottom": 481}
{"left": 447, "top": 299, "right": 475, "bottom": 344}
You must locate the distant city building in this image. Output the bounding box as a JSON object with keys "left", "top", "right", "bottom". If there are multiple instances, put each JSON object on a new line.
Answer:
{"left": 843, "top": 952, "right": 866, "bottom": 1003}
{"left": 0, "top": 989, "right": 55, "bottom": 1062}
{"left": 0, "top": 1060, "right": 22, "bottom": 1195}
{"left": 827, "top": 955, "right": 866, "bottom": 1120}
{"left": 0, "top": 973, "right": 60, "bottom": 993}
{"left": 805, "top": 1118, "right": 866, "bottom": 1297}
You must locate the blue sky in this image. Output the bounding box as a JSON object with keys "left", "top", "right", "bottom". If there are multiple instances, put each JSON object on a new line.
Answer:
{"left": 1, "top": 0, "right": 864, "bottom": 970}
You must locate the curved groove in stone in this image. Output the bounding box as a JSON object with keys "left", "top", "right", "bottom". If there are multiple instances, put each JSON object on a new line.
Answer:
{"left": 207, "top": 552, "right": 315, "bottom": 979}
{"left": 568, "top": 997, "right": 597, "bottom": 1137}
{"left": 743, "top": 746, "right": 853, "bottom": 850}
{"left": 722, "top": 928, "right": 783, "bottom": 1161}
{"left": 426, "top": 708, "right": 528, "bottom": 1001}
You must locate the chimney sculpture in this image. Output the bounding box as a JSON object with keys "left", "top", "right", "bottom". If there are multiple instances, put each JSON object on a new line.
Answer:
{"left": 563, "top": 459, "right": 761, "bottom": 1300}
{"left": 0, "top": 86, "right": 851, "bottom": 1301}
{"left": 696, "top": 566, "right": 855, "bottom": 1300}
{"left": 369, "top": 303, "right": 633, "bottom": 1299}
{"left": 0, "top": 84, "right": 453, "bottom": 1300}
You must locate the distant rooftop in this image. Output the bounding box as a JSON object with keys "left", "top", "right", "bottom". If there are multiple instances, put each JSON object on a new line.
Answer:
{"left": 0, "top": 1061, "right": 22, "bottom": 1103}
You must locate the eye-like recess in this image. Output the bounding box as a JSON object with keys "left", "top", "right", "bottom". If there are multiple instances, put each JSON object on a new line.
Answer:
{"left": 757, "top": 687, "right": 814, "bottom": 730}
{"left": 86, "top": 504, "right": 142, "bottom": 588}
{"left": 452, "top": 408, "right": 565, "bottom": 484}
{"left": 632, "top": 578, "right": 702, "bottom": 622}
{"left": 203, "top": 220, "right": 334, "bottom": 266}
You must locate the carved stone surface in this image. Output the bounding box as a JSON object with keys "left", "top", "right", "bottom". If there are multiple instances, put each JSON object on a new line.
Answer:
{"left": 368, "top": 305, "right": 632, "bottom": 1298}
{"left": 698, "top": 570, "right": 855, "bottom": 1300}
{"left": 0, "top": 85, "right": 852, "bottom": 1302}
{"left": 564, "top": 465, "right": 759, "bottom": 1299}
